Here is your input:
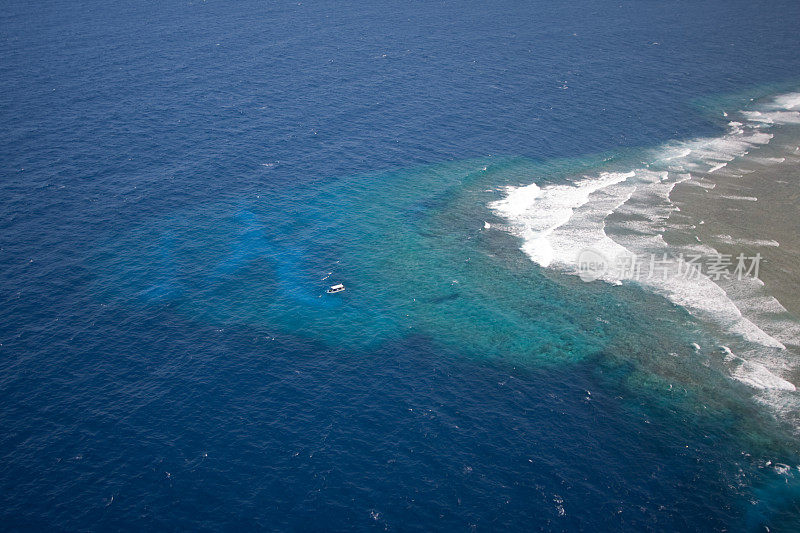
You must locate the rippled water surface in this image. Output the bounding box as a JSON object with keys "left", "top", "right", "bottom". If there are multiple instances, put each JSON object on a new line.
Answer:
{"left": 2, "top": 0, "right": 800, "bottom": 530}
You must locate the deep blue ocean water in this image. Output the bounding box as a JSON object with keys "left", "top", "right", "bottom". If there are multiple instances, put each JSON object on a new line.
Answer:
{"left": 3, "top": 0, "right": 800, "bottom": 530}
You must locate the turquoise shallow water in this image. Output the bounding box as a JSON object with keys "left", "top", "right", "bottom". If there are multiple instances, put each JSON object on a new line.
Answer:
{"left": 96, "top": 156, "right": 663, "bottom": 358}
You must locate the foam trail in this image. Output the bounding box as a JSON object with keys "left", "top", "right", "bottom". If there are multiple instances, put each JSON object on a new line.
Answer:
{"left": 720, "top": 195, "right": 758, "bottom": 201}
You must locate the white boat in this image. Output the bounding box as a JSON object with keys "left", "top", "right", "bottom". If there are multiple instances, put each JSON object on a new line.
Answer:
{"left": 326, "top": 283, "right": 345, "bottom": 294}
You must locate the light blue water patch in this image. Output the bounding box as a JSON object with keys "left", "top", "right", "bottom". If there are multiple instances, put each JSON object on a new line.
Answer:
{"left": 95, "top": 156, "right": 627, "bottom": 358}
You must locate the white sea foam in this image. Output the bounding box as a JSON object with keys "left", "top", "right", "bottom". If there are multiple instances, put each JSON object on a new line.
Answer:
{"left": 743, "top": 110, "right": 800, "bottom": 125}
{"left": 685, "top": 180, "right": 716, "bottom": 189}
{"left": 490, "top": 171, "right": 635, "bottom": 268}
{"left": 661, "top": 147, "right": 692, "bottom": 161}
{"left": 648, "top": 270, "right": 785, "bottom": 350}
{"left": 720, "top": 195, "right": 758, "bottom": 202}
{"left": 731, "top": 357, "right": 795, "bottom": 391}
{"left": 768, "top": 93, "right": 800, "bottom": 110}
{"left": 715, "top": 234, "right": 780, "bottom": 247}
{"left": 750, "top": 156, "right": 787, "bottom": 165}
